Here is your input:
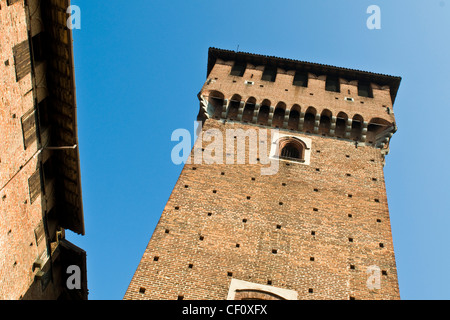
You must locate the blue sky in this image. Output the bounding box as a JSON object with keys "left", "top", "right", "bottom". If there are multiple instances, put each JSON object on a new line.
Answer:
{"left": 68, "top": 0, "right": 450, "bottom": 300}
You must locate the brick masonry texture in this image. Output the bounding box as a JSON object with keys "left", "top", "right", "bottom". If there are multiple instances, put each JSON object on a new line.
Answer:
{"left": 1, "top": 0, "right": 85, "bottom": 300}
{"left": 0, "top": 0, "right": 46, "bottom": 299}
{"left": 124, "top": 53, "right": 400, "bottom": 300}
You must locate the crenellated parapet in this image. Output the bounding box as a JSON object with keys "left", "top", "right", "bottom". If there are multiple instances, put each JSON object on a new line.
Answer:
{"left": 198, "top": 48, "right": 401, "bottom": 151}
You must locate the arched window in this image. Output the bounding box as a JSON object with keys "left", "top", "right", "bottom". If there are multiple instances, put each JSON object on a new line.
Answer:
{"left": 303, "top": 107, "right": 317, "bottom": 133}
{"left": 272, "top": 102, "right": 286, "bottom": 128}
{"left": 227, "top": 279, "right": 298, "bottom": 300}
{"left": 335, "top": 112, "right": 348, "bottom": 138}
{"left": 277, "top": 137, "right": 306, "bottom": 162}
{"left": 366, "top": 117, "right": 393, "bottom": 143}
{"left": 257, "top": 100, "right": 271, "bottom": 125}
{"left": 351, "top": 114, "right": 364, "bottom": 141}
{"left": 234, "top": 290, "right": 286, "bottom": 301}
{"left": 287, "top": 105, "right": 301, "bottom": 130}
{"left": 227, "top": 94, "right": 241, "bottom": 120}
{"left": 208, "top": 91, "right": 224, "bottom": 119}
{"left": 242, "top": 97, "right": 256, "bottom": 123}
{"left": 318, "top": 109, "right": 332, "bottom": 136}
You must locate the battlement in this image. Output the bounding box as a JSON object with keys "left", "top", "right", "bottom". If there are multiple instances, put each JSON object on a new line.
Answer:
{"left": 199, "top": 48, "right": 401, "bottom": 151}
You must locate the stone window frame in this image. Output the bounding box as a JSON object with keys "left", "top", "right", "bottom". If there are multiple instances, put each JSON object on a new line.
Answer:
{"left": 269, "top": 132, "right": 312, "bottom": 166}
{"left": 227, "top": 278, "right": 298, "bottom": 300}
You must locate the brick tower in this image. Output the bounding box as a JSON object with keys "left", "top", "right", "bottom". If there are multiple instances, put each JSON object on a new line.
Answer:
{"left": 124, "top": 48, "right": 401, "bottom": 300}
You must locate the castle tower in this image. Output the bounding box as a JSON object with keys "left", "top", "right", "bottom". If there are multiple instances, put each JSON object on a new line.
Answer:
{"left": 0, "top": 0, "right": 86, "bottom": 299}
{"left": 124, "top": 48, "right": 401, "bottom": 300}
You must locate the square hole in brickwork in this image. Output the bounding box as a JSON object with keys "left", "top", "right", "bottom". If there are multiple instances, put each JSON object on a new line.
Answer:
{"left": 377, "top": 219, "right": 382, "bottom": 223}
{"left": 382, "top": 270, "right": 388, "bottom": 276}
{"left": 247, "top": 196, "right": 251, "bottom": 200}
{"left": 199, "top": 236, "right": 204, "bottom": 241}
{"left": 251, "top": 177, "right": 256, "bottom": 181}
{"left": 175, "top": 206, "right": 180, "bottom": 210}
{"left": 188, "top": 264, "right": 193, "bottom": 269}
{"left": 272, "top": 249, "right": 278, "bottom": 254}
{"left": 154, "top": 256, "right": 159, "bottom": 261}
{"left": 267, "top": 280, "right": 272, "bottom": 285}
{"left": 308, "top": 288, "right": 314, "bottom": 293}
{"left": 346, "top": 173, "right": 351, "bottom": 177}
{"left": 221, "top": 172, "right": 225, "bottom": 175}
{"left": 279, "top": 202, "right": 283, "bottom": 206}
{"left": 350, "top": 265, "right": 355, "bottom": 270}
{"left": 379, "top": 243, "right": 384, "bottom": 248}
{"left": 213, "top": 190, "right": 217, "bottom": 194}
{"left": 316, "top": 168, "right": 320, "bottom": 172}
{"left": 348, "top": 238, "right": 354, "bottom": 242}
{"left": 310, "top": 257, "right": 315, "bottom": 261}
{"left": 277, "top": 225, "right": 282, "bottom": 229}
{"left": 228, "top": 272, "right": 233, "bottom": 277}
{"left": 139, "top": 287, "right": 146, "bottom": 294}
{"left": 184, "top": 185, "right": 189, "bottom": 188}
{"left": 371, "top": 159, "right": 375, "bottom": 162}
{"left": 207, "top": 212, "right": 212, "bottom": 216}
{"left": 313, "top": 208, "right": 318, "bottom": 212}
{"left": 236, "top": 244, "right": 240, "bottom": 248}
{"left": 346, "top": 155, "right": 350, "bottom": 158}
{"left": 372, "top": 178, "right": 377, "bottom": 181}
{"left": 178, "top": 296, "right": 184, "bottom": 300}
{"left": 350, "top": 296, "right": 356, "bottom": 300}
{"left": 316, "top": 150, "right": 321, "bottom": 153}
{"left": 165, "top": 229, "right": 170, "bottom": 234}
{"left": 282, "top": 183, "right": 287, "bottom": 186}
{"left": 192, "top": 167, "right": 197, "bottom": 170}
{"left": 348, "top": 194, "right": 353, "bottom": 198}
{"left": 285, "top": 163, "right": 290, "bottom": 166}
{"left": 242, "top": 219, "right": 247, "bottom": 223}
{"left": 311, "top": 231, "right": 316, "bottom": 236}
{"left": 314, "top": 188, "right": 319, "bottom": 192}
{"left": 374, "top": 199, "right": 380, "bottom": 203}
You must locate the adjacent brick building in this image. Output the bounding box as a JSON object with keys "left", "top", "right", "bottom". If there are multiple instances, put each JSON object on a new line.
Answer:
{"left": 124, "top": 48, "right": 401, "bottom": 300}
{"left": 0, "top": 0, "right": 86, "bottom": 299}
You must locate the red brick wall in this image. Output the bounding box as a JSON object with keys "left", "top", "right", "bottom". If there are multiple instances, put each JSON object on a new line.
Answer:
{"left": 0, "top": 0, "right": 44, "bottom": 300}
{"left": 125, "top": 126, "right": 399, "bottom": 300}
{"left": 0, "top": 0, "right": 66, "bottom": 300}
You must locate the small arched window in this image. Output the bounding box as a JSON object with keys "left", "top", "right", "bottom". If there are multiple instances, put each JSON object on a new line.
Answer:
{"left": 277, "top": 137, "right": 306, "bottom": 162}
{"left": 234, "top": 290, "right": 286, "bottom": 301}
